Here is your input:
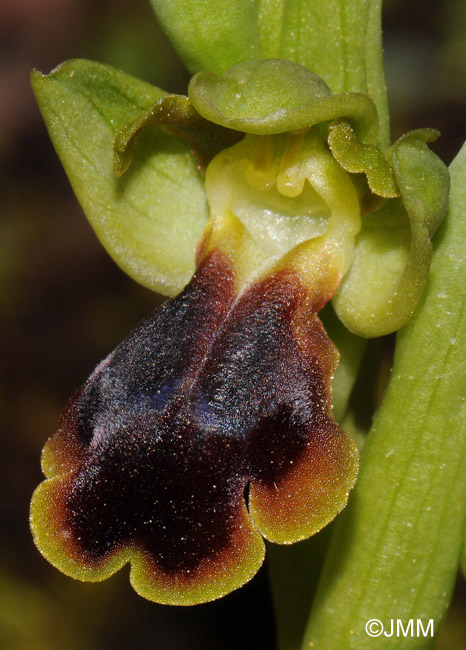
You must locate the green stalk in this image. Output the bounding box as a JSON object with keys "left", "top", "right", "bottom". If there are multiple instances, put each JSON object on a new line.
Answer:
{"left": 302, "top": 142, "right": 466, "bottom": 648}
{"left": 268, "top": 311, "right": 367, "bottom": 650}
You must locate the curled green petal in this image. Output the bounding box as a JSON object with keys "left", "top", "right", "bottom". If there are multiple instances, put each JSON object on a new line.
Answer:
{"left": 114, "top": 94, "right": 199, "bottom": 176}
{"left": 114, "top": 94, "right": 241, "bottom": 177}
{"left": 333, "top": 130, "right": 449, "bottom": 337}
{"left": 32, "top": 59, "right": 209, "bottom": 297}
{"left": 328, "top": 119, "right": 399, "bottom": 198}
{"left": 189, "top": 59, "right": 379, "bottom": 141}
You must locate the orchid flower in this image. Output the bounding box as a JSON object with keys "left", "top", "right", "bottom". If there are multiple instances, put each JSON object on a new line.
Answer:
{"left": 29, "top": 2, "right": 466, "bottom": 647}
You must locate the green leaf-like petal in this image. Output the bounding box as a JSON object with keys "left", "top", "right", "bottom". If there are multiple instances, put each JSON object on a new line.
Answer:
{"left": 328, "top": 119, "right": 398, "bottom": 198}
{"left": 303, "top": 138, "right": 466, "bottom": 650}
{"left": 148, "top": 0, "right": 260, "bottom": 75}
{"left": 114, "top": 94, "right": 241, "bottom": 177}
{"left": 32, "top": 59, "right": 209, "bottom": 297}
{"left": 332, "top": 200, "right": 414, "bottom": 337}
{"left": 333, "top": 130, "right": 449, "bottom": 337}
{"left": 189, "top": 59, "right": 378, "bottom": 141}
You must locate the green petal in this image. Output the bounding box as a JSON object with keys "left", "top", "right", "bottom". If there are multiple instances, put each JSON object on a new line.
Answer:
{"left": 148, "top": 0, "right": 260, "bottom": 75}
{"left": 333, "top": 130, "right": 449, "bottom": 337}
{"left": 32, "top": 59, "right": 208, "bottom": 297}
{"left": 189, "top": 59, "right": 378, "bottom": 141}
{"left": 328, "top": 119, "right": 399, "bottom": 198}
{"left": 114, "top": 94, "right": 241, "bottom": 177}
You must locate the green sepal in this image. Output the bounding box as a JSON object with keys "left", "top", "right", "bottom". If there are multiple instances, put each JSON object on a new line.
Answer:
{"left": 189, "top": 59, "right": 379, "bottom": 142}
{"left": 391, "top": 128, "right": 450, "bottom": 237}
{"left": 32, "top": 59, "right": 209, "bottom": 297}
{"left": 333, "top": 130, "right": 449, "bottom": 337}
{"left": 328, "top": 119, "right": 399, "bottom": 198}
{"left": 114, "top": 94, "right": 242, "bottom": 177}
{"left": 148, "top": 0, "right": 259, "bottom": 75}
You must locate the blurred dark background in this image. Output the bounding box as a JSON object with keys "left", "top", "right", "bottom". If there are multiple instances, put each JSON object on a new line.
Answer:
{"left": 0, "top": 0, "right": 465, "bottom": 648}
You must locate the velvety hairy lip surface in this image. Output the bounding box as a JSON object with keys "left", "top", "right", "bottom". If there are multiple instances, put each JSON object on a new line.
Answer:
{"left": 31, "top": 249, "right": 358, "bottom": 605}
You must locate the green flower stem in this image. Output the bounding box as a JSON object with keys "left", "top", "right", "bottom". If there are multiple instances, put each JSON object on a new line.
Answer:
{"left": 268, "top": 307, "right": 366, "bottom": 650}
{"left": 267, "top": 527, "right": 333, "bottom": 650}
{"left": 320, "top": 305, "right": 367, "bottom": 424}
{"left": 301, "top": 141, "right": 466, "bottom": 649}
